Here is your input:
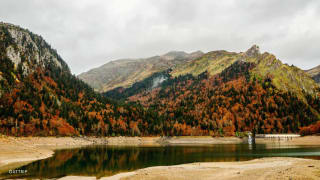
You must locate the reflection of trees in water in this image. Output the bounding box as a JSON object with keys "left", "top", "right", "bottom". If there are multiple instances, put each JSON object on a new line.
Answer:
{"left": 49, "top": 149, "right": 77, "bottom": 167}
{"left": 304, "top": 156, "right": 320, "bottom": 160}
{"left": 4, "top": 144, "right": 320, "bottom": 179}
{"left": 13, "top": 146, "right": 144, "bottom": 178}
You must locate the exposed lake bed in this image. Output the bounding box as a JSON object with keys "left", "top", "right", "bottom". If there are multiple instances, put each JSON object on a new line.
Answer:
{"left": 1, "top": 136, "right": 320, "bottom": 179}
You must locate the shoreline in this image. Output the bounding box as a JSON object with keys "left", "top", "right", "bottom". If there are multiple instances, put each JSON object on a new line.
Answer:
{"left": 0, "top": 136, "right": 108, "bottom": 174}
{"left": 98, "top": 157, "right": 320, "bottom": 180}
{"left": 0, "top": 136, "right": 246, "bottom": 171}
{"left": 1, "top": 135, "right": 320, "bottom": 178}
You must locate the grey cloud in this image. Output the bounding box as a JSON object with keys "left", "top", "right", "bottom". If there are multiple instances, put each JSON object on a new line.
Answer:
{"left": 0, "top": 0, "right": 319, "bottom": 74}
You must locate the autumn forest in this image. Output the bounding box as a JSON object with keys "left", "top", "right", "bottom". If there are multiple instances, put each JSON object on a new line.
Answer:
{"left": 0, "top": 23, "right": 320, "bottom": 137}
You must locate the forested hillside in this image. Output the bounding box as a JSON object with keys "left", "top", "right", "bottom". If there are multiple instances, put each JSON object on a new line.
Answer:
{"left": 127, "top": 61, "right": 320, "bottom": 136}
{"left": 1, "top": 22, "right": 319, "bottom": 137}
{"left": 105, "top": 46, "right": 320, "bottom": 136}
{"left": 0, "top": 23, "right": 150, "bottom": 136}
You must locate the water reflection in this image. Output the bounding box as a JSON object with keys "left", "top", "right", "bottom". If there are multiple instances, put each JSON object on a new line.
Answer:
{"left": 2, "top": 144, "right": 320, "bottom": 179}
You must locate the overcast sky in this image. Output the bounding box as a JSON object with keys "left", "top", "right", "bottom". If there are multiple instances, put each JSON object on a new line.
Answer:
{"left": 1, "top": 0, "right": 319, "bottom": 74}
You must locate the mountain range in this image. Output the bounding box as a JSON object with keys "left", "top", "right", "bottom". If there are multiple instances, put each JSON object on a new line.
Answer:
{"left": 103, "top": 45, "right": 320, "bottom": 135}
{"left": 81, "top": 46, "right": 320, "bottom": 98}
{"left": 78, "top": 50, "right": 204, "bottom": 92}
{"left": 1, "top": 22, "right": 319, "bottom": 136}
{"left": 103, "top": 45, "right": 319, "bottom": 101}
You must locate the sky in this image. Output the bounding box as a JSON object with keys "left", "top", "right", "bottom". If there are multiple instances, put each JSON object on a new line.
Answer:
{"left": 1, "top": 0, "right": 319, "bottom": 75}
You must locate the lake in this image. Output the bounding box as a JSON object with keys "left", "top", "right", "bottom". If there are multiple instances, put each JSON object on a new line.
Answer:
{"left": 3, "top": 144, "right": 320, "bottom": 179}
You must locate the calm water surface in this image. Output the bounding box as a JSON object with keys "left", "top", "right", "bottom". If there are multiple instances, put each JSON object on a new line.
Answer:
{"left": 3, "top": 144, "right": 320, "bottom": 179}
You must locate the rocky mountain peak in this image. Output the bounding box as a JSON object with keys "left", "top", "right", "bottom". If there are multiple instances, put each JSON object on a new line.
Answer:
{"left": 0, "top": 22, "right": 69, "bottom": 76}
{"left": 245, "top": 45, "right": 260, "bottom": 57}
{"left": 162, "top": 51, "right": 189, "bottom": 60}
{"left": 163, "top": 51, "right": 188, "bottom": 57}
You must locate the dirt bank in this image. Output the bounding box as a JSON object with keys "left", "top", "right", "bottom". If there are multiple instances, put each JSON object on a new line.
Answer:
{"left": 0, "top": 136, "right": 108, "bottom": 174}
{"left": 58, "top": 157, "right": 320, "bottom": 180}
{"left": 106, "top": 135, "right": 320, "bottom": 146}
{"left": 106, "top": 136, "right": 246, "bottom": 146}
{"left": 257, "top": 135, "right": 320, "bottom": 146}
{"left": 107, "top": 157, "right": 320, "bottom": 180}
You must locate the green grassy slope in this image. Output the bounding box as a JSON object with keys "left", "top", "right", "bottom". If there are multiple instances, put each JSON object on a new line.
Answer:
{"left": 171, "top": 45, "right": 319, "bottom": 100}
